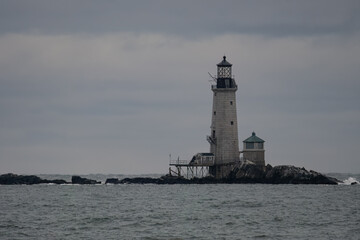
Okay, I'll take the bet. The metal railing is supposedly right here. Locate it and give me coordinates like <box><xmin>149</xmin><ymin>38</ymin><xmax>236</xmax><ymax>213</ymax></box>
<box><xmin>211</xmin><ymin>84</ymin><xmax>238</xmax><ymax>90</ymax></box>
<box><xmin>169</xmin><ymin>159</ymin><xmax>190</xmax><ymax>165</ymax></box>
<box><xmin>190</xmin><ymin>158</ymin><xmax>215</xmax><ymax>166</ymax></box>
<box><xmin>169</xmin><ymin>158</ymin><xmax>215</xmax><ymax>166</ymax></box>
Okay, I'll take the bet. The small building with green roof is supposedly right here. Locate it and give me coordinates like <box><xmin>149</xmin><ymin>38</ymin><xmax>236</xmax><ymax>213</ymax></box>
<box><xmin>242</xmin><ymin>132</ymin><xmax>265</xmax><ymax>167</ymax></box>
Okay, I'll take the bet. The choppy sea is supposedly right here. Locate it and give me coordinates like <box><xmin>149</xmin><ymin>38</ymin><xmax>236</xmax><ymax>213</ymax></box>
<box><xmin>0</xmin><ymin>173</ymin><xmax>359</xmax><ymax>240</ymax></box>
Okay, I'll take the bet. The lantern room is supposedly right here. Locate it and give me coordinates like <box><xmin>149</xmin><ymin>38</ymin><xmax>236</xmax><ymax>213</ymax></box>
<box><xmin>217</xmin><ymin>56</ymin><xmax>232</xmax><ymax>78</ymax></box>
<box><xmin>216</xmin><ymin>56</ymin><xmax>236</xmax><ymax>89</ymax></box>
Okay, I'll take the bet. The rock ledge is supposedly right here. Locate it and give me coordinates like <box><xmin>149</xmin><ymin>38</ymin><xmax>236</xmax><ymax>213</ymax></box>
<box><xmin>0</xmin><ymin>173</ymin><xmax>68</xmax><ymax>185</ymax></box>
<box><xmin>0</xmin><ymin>164</ymin><xmax>342</xmax><ymax>185</ymax></box>
<box><xmin>106</xmin><ymin>164</ymin><xmax>341</xmax><ymax>185</ymax></box>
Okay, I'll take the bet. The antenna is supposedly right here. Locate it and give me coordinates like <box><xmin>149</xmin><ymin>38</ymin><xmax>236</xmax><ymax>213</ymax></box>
<box><xmin>208</xmin><ymin>72</ymin><xmax>216</xmax><ymax>83</ymax></box>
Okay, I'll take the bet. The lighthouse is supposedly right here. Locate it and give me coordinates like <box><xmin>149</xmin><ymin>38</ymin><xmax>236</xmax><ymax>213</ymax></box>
<box><xmin>169</xmin><ymin>56</ymin><xmax>266</xmax><ymax>179</ymax></box>
<box><xmin>208</xmin><ymin>56</ymin><xmax>240</xmax><ymax>177</ymax></box>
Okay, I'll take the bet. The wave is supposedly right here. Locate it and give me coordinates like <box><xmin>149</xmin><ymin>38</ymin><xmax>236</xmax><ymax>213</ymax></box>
<box><xmin>340</xmin><ymin>177</ymin><xmax>359</xmax><ymax>185</ymax></box>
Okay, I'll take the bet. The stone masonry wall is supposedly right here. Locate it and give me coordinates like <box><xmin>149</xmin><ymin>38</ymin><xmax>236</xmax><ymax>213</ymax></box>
<box><xmin>210</xmin><ymin>87</ymin><xmax>240</xmax><ymax>165</ymax></box>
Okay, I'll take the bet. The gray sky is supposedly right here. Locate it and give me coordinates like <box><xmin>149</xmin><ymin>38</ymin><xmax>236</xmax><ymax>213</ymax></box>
<box><xmin>1</xmin><ymin>0</ymin><xmax>359</xmax><ymax>174</ymax></box>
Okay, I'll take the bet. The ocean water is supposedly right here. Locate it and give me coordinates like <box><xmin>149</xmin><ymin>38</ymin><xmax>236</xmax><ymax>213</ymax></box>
<box><xmin>0</xmin><ymin>173</ymin><xmax>359</xmax><ymax>240</ymax></box>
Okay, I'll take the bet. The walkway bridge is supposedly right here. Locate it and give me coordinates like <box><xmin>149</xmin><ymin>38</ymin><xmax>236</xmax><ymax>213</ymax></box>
<box><xmin>169</xmin><ymin>157</ymin><xmax>248</xmax><ymax>179</ymax></box>
<box><xmin>169</xmin><ymin>158</ymin><xmax>214</xmax><ymax>179</ymax></box>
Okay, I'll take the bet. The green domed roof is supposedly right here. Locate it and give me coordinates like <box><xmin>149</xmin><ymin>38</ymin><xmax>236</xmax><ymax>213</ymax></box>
<box><xmin>243</xmin><ymin>132</ymin><xmax>265</xmax><ymax>143</ymax></box>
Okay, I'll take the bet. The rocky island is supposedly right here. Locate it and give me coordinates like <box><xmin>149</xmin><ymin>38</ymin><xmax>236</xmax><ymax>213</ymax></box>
<box><xmin>0</xmin><ymin>173</ymin><xmax>99</xmax><ymax>185</ymax></box>
<box><xmin>0</xmin><ymin>173</ymin><xmax>69</xmax><ymax>185</ymax></box>
<box><xmin>106</xmin><ymin>163</ymin><xmax>341</xmax><ymax>185</ymax></box>
<box><xmin>0</xmin><ymin>163</ymin><xmax>342</xmax><ymax>185</ymax></box>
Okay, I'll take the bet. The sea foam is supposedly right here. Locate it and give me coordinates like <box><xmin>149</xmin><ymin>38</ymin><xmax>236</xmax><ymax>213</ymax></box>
<box><xmin>341</xmin><ymin>177</ymin><xmax>359</xmax><ymax>185</ymax></box>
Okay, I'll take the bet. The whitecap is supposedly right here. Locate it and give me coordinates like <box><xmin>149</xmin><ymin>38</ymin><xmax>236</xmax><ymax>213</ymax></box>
<box><xmin>340</xmin><ymin>177</ymin><xmax>359</xmax><ymax>185</ymax></box>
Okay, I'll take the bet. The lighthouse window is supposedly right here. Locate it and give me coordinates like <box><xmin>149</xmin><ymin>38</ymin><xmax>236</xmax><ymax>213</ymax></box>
<box><xmin>214</xmin><ymin>111</ymin><xmax>216</xmax><ymax>115</ymax></box>
<box><xmin>246</xmin><ymin>142</ymin><xmax>254</xmax><ymax>149</ymax></box>
<box><xmin>231</xmin><ymin>121</ymin><xmax>233</xmax><ymax>125</ymax></box>
<box><xmin>258</xmin><ymin>143</ymin><xmax>264</xmax><ymax>149</ymax></box>
<box><xmin>230</xmin><ymin>101</ymin><xmax>233</xmax><ymax>105</ymax></box>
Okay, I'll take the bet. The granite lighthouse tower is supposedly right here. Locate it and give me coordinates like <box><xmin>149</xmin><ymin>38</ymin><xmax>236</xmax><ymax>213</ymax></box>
<box><xmin>169</xmin><ymin>56</ymin><xmax>265</xmax><ymax>179</ymax></box>
<box><xmin>208</xmin><ymin>56</ymin><xmax>240</xmax><ymax>177</ymax></box>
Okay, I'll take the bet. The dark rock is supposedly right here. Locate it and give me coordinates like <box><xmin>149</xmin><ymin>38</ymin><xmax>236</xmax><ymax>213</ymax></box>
<box><xmin>351</xmin><ymin>182</ymin><xmax>358</xmax><ymax>185</ymax></box>
<box><xmin>119</xmin><ymin>177</ymin><xmax>162</xmax><ymax>184</ymax></box>
<box><xmin>42</xmin><ymin>179</ymin><xmax>69</xmax><ymax>184</ymax></box>
<box><xmin>229</xmin><ymin>160</ymin><xmax>266</xmax><ymax>183</ymax></box>
<box><xmin>1</xmin><ymin>163</ymin><xmax>340</xmax><ymax>185</ymax></box>
<box><xmin>44</xmin><ymin>179</ymin><xmax>69</xmax><ymax>184</ymax></box>
<box><xmin>108</xmin><ymin>164</ymin><xmax>340</xmax><ymax>185</ymax></box>
<box><xmin>105</xmin><ymin>178</ymin><xmax>121</xmax><ymax>184</ymax></box>
<box><xmin>71</xmin><ymin>175</ymin><xmax>101</xmax><ymax>184</ymax></box>
<box><xmin>264</xmin><ymin>165</ymin><xmax>339</xmax><ymax>184</ymax></box>
<box><xmin>191</xmin><ymin>176</ymin><xmax>218</xmax><ymax>184</ymax></box>
<box><xmin>112</xmin><ymin>175</ymin><xmax>193</xmax><ymax>184</ymax></box>
<box><xmin>0</xmin><ymin>173</ymin><xmax>69</xmax><ymax>185</ymax></box>
<box><xmin>265</xmin><ymin>164</ymin><xmax>273</xmax><ymax>172</ymax></box>
<box><xmin>0</xmin><ymin>173</ymin><xmax>43</xmax><ymax>185</ymax></box>
<box><xmin>160</xmin><ymin>175</ymin><xmax>192</xmax><ymax>184</ymax></box>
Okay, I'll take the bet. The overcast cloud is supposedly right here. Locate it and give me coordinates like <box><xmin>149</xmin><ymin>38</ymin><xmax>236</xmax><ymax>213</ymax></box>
<box><xmin>0</xmin><ymin>0</ymin><xmax>359</xmax><ymax>174</ymax></box>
